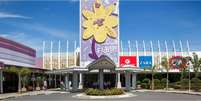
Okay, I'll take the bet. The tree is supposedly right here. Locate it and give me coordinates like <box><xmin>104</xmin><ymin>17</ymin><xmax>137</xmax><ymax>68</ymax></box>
<box><xmin>151</xmin><ymin>65</ymin><xmax>156</xmax><ymax>90</ymax></box>
<box><xmin>161</xmin><ymin>57</ymin><xmax>169</xmax><ymax>90</ymax></box>
<box><xmin>4</xmin><ymin>67</ymin><xmax>32</xmax><ymax>92</ymax></box>
<box><xmin>192</xmin><ymin>53</ymin><xmax>201</xmax><ymax>78</ymax></box>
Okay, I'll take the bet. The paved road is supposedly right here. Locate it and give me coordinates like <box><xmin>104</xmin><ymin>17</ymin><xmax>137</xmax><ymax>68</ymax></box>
<box><xmin>5</xmin><ymin>92</ymin><xmax>201</xmax><ymax>101</ymax></box>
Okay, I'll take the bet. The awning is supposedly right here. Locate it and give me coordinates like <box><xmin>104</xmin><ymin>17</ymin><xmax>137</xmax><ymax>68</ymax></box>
<box><xmin>86</xmin><ymin>55</ymin><xmax>116</xmax><ymax>71</ymax></box>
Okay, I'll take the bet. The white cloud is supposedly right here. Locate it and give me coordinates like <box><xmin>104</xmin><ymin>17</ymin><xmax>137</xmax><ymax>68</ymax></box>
<box><xmin>0</xmin><ymin>12</ymin><xmax>31</xmax><ymax>19</ymax></box>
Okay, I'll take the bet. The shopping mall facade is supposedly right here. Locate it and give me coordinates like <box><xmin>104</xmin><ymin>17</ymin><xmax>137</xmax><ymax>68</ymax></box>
<box><xmin>44</xmin><ymin>0</ymin><xmax>201</xmax><ymax>91</ymax></box>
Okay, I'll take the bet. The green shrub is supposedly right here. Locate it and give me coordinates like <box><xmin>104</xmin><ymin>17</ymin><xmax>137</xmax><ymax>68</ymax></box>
<box><xmin>85</xmin><ymin>88</ymin><xmax>124</xmax><ymax>96</ymax></box>
<box><xmin>180</xmin><ymin>79</ymin><xmax>189</xmax><ymax>89</ymax></box>
<box><xmin>154</xmin><ymin>79</ymin><xmax>162</xmax><ymax>89</ymax></box>
<box><xmin>141</xmin><ymin>78</ymin><xmax>150</xmax><ymax>89</ymax></box>
<box><xmin>137</xmin><ymin>81</ymin><xmax>141</xmax><ymax>85</ymax></box>
<box><xmin>161</xmin><ymin>78</ymin><xmax>168</xmax><ymax>88</ymax></box>
<box><xmin>191</xmin><ymin>78</ymin><xmax>201</xmax><ymax>91</ymax></box>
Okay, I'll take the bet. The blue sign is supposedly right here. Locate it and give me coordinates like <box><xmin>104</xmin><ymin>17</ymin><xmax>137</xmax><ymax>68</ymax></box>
<box><xmin>139</xmin><ymin>56</ymin><xmax>152</xmax><ymax>69</ymax></box>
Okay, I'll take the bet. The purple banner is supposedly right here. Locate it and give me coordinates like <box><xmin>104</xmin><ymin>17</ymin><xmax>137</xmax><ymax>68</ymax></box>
<box><xmin>80</xmin><ymin>0</ymin><xmax>119</xmax><ymax>67</ymax></box>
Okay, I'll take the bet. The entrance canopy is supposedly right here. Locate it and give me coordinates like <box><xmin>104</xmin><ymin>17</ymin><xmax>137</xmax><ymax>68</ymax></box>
<box><xmin>87</xmin><ymin>55</ymin><xmax>116</xmax><ymax>71</ymax></box>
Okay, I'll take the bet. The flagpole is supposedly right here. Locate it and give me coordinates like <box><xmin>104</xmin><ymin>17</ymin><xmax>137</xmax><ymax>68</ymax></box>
<box><xmin>50</xmin><ymin>41</ymin><xmax>53</xmax><ymax>70</ymax></box>
<box><xmin>74</xmin><ymin>40</ymin><xmax>77</xmax><ymax>66</ymax></box>
<box><xmin>121</xmin><ymin>40</ymin><xmax>123</xmax><ymax>56</ymax></box>
<box><xmin>165</xmin><ymin>40</ymin><xmax>169</xmax><ymax>90</ymax></box>
<box><xmin>58</xmin><ymin>40</ymin><xmax>61</xmax><ymax>69</ymax></box>
<box><xmin>158</xmin><ymin>40</ymin><xmax>161</xmax><ymax>70</ymax></box>
<box><xmin>180</xmin><ymin>40</ymin><xmax>183</xmax><ymax>57</ymax></box>
<box><xmin>128</xmin><ymin>40</ymin><xmax>131</xmax><ymax>56</ymax></box>
<box><xmin>150</xmin><ymin>41</ymin><xmax>154</xmax><ymax>67</ymax></box>
<box><xmin>66</xmin><ymin>40</ymin><xmax>69</xmax><ymax>68</ymax></box>
<box><xmin>43</xmin><ymin>41</ymin><xmax>46</xmax><ymax>69</ymax></box>
<box><xmin>187</xmin><ymin>40</ymin><xmax>191</xmax><ymax>92</ymax></box>
<box><xmin>172</xmin><ymin>40</ymin><xmax>176</xmax><ymax>56</ymax></box>
<box><xmin>136</xmin><ymin>40</ymin><xmax>139</xmax><ymax>67</ymax></box>
<box><xmin>143</xmin><ymin>40</ymin><xmax>146</xmax><ymax>56</ymax></box>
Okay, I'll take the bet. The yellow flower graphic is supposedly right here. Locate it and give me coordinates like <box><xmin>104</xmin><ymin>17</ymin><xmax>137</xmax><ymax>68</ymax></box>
<box><xmin>82</xmin><ymin>0</ymin><xmax>118</xmax><ymax>43</ymax></box>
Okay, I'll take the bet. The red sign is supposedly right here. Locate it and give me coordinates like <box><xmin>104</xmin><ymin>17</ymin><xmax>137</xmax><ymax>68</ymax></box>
<box><xmin>119</xmin><ymin>56</ymin><xmax>137</xmax><ymax>67</ymax></box>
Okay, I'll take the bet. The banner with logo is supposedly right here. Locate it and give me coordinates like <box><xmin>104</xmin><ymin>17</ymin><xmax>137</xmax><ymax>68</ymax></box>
<box><xmin>139</xmin><ymin>56</ymin><xmax>152</xmax><ymax>69</ymax></box>
<box><xmin>119</xmin><ymin>56</ymin><xmax>137</xmax><ymax>67</ymax></box>
<box><xmin>80</xmin><ymin>0</ymin><xmax>119</xmax><ymax>67</ymax></box>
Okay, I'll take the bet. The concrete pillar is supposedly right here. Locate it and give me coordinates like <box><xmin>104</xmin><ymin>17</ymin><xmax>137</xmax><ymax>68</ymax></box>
<box><xmin>132</xmin><ymin>72</ymin><xmax>137</xmax><ymax>89</ymax></box>
<box><xmin>78</xmin><ymin>73</ymin><xmax>83</xmax><ymax>89</ymax></box>
<box><xmin>0</xmin><ymin>70</ymin><xmax>3</xmax><ymax>93</ymax></box>
<box><xmin>116</xmin><ymin>72</ymin><xmax>121</xmax><ymax>88</ymax></box>
<box><xmin>54</xmin><ymin>74</ymin><xmax>57</xmax><ymax>88</ymax></box>
<box><xmin>48</xmin><ymin>74</ymin><xmax>51</xmax><ymax>88</ymax></box>
<box><xmin>99</xmin><ymin>69</ymin><xmax>104</xmax><ymax>89</ymax></box>
<box><xmin>125</xmin><ymin>71</ymin><xmax>131</xmax><ymax>91</ymax></box>
<box><xmin>18</xmin><ymin>73</ymin><xmax>21</xmax><ymax>92</ymax></box>
<box><xmin>65</xmin><ymin>74</ymin><xmax>69</xmax><ymax>91</ymax></box>
<box><xmin>72</xmin><ymin>72</ymin><xmax>78</xmax><ymax>91</ymax></box>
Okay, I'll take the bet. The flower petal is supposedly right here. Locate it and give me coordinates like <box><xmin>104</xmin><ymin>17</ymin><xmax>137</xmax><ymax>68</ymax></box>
<box><xmin>82</xmin><ymin>28</ymin><xmax>94</xmax><ymax>40</ymax></box>
<box><xmin>82</xmin><ymin>20</ymin><xmax>93</xmax><ymax>28</ymax></box>
<box><xmin>82</xmin><ymin>9</ymin><xmax>94</xmax><ymax>19</ymax></box>
<box><xmin>105</xmin><ymin>4</ymin><xmax>115</xmax><ymax>16</ymax></box>
<box><xmin>93</xmin><ymin>0</ymin><xmax>105</xmax><ymax>18</ymax></box>
<box><xmin>94</xmin><ymin>26</ymin><xmax>107</xmax><ymax>43</ymax></box>
<box><xmin>105</xmin><ymin>16</ymin><xmax>118</xmax><ymax>28</ymax></box>
<box><xmin>106</xmin><ymin>27</ymin><xmax>117</xmax><ymax>39</ymax></box>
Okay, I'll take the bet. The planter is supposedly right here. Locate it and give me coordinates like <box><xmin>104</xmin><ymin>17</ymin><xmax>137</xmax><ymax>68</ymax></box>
<box><xmin>137</xmin><ymin>85</ymin><xmax>141</xmax><ymax>89</ymax></box>
<box><xmin>21</xmin><ymin>87</ymin><xmax>27</xmax><ymax>92</ymax></box>
<box><xmin>36</xmin><ymin>86</ymin><xmax>41</xmax><ymax>91</ymax></box>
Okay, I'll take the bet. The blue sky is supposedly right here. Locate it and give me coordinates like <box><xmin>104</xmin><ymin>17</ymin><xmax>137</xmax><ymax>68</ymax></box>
<box><xmin>0</xmin><ymin>0</ymin><xmax>201</xmax><ymax>57</ymax></box>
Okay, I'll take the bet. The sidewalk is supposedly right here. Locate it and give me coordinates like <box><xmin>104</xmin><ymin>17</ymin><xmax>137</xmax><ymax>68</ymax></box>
<box><xmin>134</xmin><ymin>89</ymin><xmax>201</xmax><ymax>95</ymax></box>
<box><xmin>0</xmin><ymin>89</ymin><xmax>69</xmax><ymax>100</ymax></box>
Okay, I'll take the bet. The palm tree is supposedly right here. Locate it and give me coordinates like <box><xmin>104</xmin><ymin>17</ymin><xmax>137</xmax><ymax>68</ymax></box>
<box><xmin>4</xmin><ymin>67</ymin><xmax>32</xmax><ymax>92</ymax></box>
<box><xmin>151</xmin><ymin>65</ymin><xmax>156</xmax><ymax>90</ymax></box>
<box><xmin>161</xmin><ymin>57</ymin><xmax>169</xmax><ymax>90</ymax></box>
<box><xmin>192</xmin><ymin>53</ymin><xmax>201</xmax><ymax>78</ymax></box>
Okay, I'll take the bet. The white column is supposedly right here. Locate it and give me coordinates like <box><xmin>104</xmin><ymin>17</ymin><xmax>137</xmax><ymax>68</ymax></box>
<box><xmin>125</xmin><ymin>71</ymin><xmax>131</xmax><ymax>91</ymax></box>
<box><xmin>65</xmin><ymin>74</ymin><xmax>69</xmax><ymax>91</ymax></box>
<box><xmin>132</xmin><ymin>72</ymin><xmax>136</xmax><ymax>89</ymax></box>
<box><xmin>116</xmin><ymin>72</ymin><xmax>121</xmax><ymax>88</ymax></box>
<box><xmin>79</xmin><ymin>73</ymin><xmax>83</xmax><ymax>89</ymax></box>
<box><xmin>99</xmin><ymin>69</ymin><xmax>104</xmax><ymax>89</ymax></box>
<box><xmin>72</xmin><ymin>72</ymin><xmax>78</xmax><ymax>91</ymax></box>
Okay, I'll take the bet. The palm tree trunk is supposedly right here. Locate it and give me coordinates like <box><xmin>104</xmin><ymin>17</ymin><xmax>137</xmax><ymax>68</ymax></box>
<box><xmin>166</xmin><ymin>71</ymin><xmax>169</xmax><ymax>90</ymax></box>
<box><xmin>18</xmin><ymin>73</ymin><xmax>21</xmax><ymax>93</ymax></box>
<box><xmin>152</xmin><ymin>73</ymin><xmax>154</xmax><ymax>90</ymax></box>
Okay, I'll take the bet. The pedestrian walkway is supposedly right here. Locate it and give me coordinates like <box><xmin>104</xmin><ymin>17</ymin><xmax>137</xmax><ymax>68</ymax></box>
<box><xmin>134</xmin><ymin>89</ymin><xmax>201</xmax><ymax>95</ymax></box>
<box><xmin>0</xmin><ymin>89</ymin><xmax>69</xmax><ymax>100</ymax></box>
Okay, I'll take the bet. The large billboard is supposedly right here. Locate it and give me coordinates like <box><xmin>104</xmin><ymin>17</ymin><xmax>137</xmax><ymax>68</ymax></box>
<box><xmin>80</xmin><ymin>0</ymin><xmax>119</xmax><ymax>67</ymax></box>
<box><xmin>119</xmin><ymin>56</ymin><xmax>137</xmax><ymax>67</ymax></box>
<box><xmin>139</xmin><ymin>56</ymin><xmax>152</xmax><ymax>69</ymax></box>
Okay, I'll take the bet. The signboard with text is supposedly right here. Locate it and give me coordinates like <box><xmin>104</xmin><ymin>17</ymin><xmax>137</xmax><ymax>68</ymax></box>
<box><xmin>80</xmin><ymin>0</ymin><xmax>119</xmax><ymax>67</ymax></box>
<box><xmin>139</xmin><ymin>56</ymin><xmax>152</xmax><ymax>69</ymax></box>
<box><xmin>119</xmin><ymin>56</ymin><xmax>137</xmax><ymax>67</ymax></box>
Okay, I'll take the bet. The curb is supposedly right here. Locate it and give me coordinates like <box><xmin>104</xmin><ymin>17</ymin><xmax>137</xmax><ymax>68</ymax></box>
<box><xmin>72</xmin><ymin>93</ymin><xmax>136</xmax><ymax>99</ymax></box>
<box><xmin>133</xmin><ymin>90</ymin><xmax>201</xmax><ymax>96</ymax></box>
<box><xmin>0</xmin><ymin>91</ymin><xmax>69</xmax><ymax>100</ymax></box>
